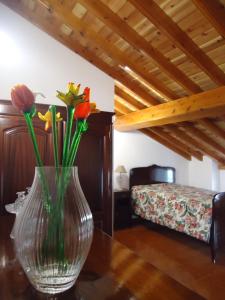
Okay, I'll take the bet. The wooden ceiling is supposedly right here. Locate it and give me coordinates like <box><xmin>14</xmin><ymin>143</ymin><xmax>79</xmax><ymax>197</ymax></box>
<box><xmin>2</xmin><ymin>0</ymin><xmax>225</xmax><ymax>165</ymax></box>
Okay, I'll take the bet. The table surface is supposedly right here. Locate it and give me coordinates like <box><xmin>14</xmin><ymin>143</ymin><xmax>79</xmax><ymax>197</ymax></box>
<box><xmin>0</xmin><ymin>216</ymin><xmax>203</xmax><ymax>300</ymax></box>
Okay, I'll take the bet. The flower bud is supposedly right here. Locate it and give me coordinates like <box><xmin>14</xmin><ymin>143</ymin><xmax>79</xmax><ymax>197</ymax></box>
<box><xmin>11</xmin><ymin>84</ymin><xmax>35</xmax><ymax>113</ymax></box>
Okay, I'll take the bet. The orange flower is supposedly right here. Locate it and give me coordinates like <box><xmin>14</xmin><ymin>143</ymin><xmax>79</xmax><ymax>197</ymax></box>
<box><xmin>11</xmin><ymin>84</ymin><xmax>35</xmax><ymax>113</ymax></box>
<box><xmin>74</xmin><ymin>101</ymin><xmax>90</xmax><ymax>120</ymax></box>
<box><xmin>74</xmin><ymin>87</ymin><xmax>99</xmax><ymax>119</ymax></box>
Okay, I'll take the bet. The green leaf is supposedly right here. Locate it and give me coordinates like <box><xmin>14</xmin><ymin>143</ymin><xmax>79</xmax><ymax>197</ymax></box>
<box><xmin>82</xmin><ymin>122</ymin><xmax>88</xmax><ymax>132</ymax></box>
<box><xmin>30</xmin><ymin>105</ymin><xmax>36</xmax><ymax>118</ymax></box>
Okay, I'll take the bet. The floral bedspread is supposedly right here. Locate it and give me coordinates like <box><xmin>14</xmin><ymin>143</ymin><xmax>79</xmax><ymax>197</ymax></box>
<box><xmin>131</xmin><ymin>183</ymin><xmax>217</xmax><ymax>242</ymax></box>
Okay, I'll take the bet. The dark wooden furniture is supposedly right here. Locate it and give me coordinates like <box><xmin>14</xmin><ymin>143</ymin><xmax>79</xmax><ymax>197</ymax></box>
<box><xmin>0</xmin><ymin>100</ymin><xmax>113</xmax><ymax>235</ymax></box>
<box><xmin>0</xmin><ymin>216</ymin><xmax>203</xmax><ymax>300</ymax></box>
<box><xmin>129</xmin><ymin>164</ymin><xmax>225</xmax><ymax>263</ymax></box>
<box><xmin>114</xmin><ymin>190</ymin><xmax>131</xmax><ymax>229</ymax></box>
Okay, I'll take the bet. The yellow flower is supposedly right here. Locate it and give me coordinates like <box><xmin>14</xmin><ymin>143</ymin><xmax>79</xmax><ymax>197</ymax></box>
<box><xmin>56</xmin><ymin>82</ymin><xmax>83</xmax><ymax>107</ymax></box>
<box><xmin>38</xmin><ymin>110</ymin><xmax>63</xmax><ymax>131</ymax></box>
<box><xmin>90</xmin><ymin>103</ymin><xmax>100</xmax><ymax>114</ymax></box>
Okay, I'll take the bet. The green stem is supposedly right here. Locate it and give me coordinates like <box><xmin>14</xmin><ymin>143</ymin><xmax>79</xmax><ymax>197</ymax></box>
<box><xmin>50</xmin><ymin>106</ymin><xmax>59</xmax><ymax>171</ymax></box>
<box><xmin>62</xmin><ymin>106</ymin><xmax>75</xmax><ymax>167</ymax></box>
<box><xmin>24</xmin><ymin>112</ymin><xmax>43</xmax><ymax>167</ymax></box>
<box><xmin>67</xmin><ymin>120</ymin><xmax>86</xmax><ymax>167</ymax></box>
<box><xmin>24</xmin><ymin>113</ymin><xmax>51</xmax><ymax>212</ymax></box>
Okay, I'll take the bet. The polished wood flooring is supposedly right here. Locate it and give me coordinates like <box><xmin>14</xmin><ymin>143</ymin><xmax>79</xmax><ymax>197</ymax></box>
<box><xmin>114</xmin><ymin>224</ymin><xmax>225</xmax><ymax>300</ymax></box>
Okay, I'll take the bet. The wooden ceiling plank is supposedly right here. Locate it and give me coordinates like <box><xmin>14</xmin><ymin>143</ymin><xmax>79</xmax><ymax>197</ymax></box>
<box><xmin>192</xmin><ymin>0</ymin><xmax>225</xmax><ymax>39</ymax></box>
<box><xmin>198</xmin><ymin>119</ymin><xmax>225</xmax><ymax>141</ymax></box>
<box><xmin>129</xmin><ymin>0</ymin><xmax>225</xmax><ymax>86</ymax></box>
<box><xmin>43</xmin><ymin>0</ymin><xmax>176</xmax><ymax>99</ymax></box>
<box><xmin>78</xmin><ymin>0</ymin><xmax>202</xmax><ymax>94</ymax></box>
<box><xmin>114</xmin><ymin>86</ymin><xmax>225</xmax><ymax>131</ymax></box>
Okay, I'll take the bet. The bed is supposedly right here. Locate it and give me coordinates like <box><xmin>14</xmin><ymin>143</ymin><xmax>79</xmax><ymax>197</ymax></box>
<box><xmin>129</xmin><ymin>164</ymin><xmax>225</xmax><ymax>263</ymax></box>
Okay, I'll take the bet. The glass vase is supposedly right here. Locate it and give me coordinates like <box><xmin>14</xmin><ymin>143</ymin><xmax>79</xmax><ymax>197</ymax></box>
<box><xmin>14</xmin><ymin>166</ymin><xmax>93</xmax><ymax>294</ymax></box>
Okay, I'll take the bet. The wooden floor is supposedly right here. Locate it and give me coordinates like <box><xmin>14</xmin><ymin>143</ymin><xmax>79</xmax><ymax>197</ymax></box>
<box><xmin>114</xmin><ymin>224</ymin><xmax>225</xmax><ymax>300</ymax></box>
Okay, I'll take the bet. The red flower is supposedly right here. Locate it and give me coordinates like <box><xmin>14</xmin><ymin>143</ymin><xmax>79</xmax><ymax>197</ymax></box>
<box><xmin>83</xmin><ymin>87</ymin><xmax>90</xmax><ymax>101</ymax></box>
<box><xmin>74</xmin><ymin>87</ymin><xmax>91</xmax><ymax>120</ymax></box>
<box><xmin>74</xmin><ymin>87</ymin><xmax>100</xmax><ymax>120</ymax></box>
<box><xmin>74</xmin><ymin>101</ymin><xmax>91</xmax><ymax>120</ymax></box>
<box><xmin>11</xmin><ymin>84</ymin><xmax>34</xmax><ymax>113</ymax></box>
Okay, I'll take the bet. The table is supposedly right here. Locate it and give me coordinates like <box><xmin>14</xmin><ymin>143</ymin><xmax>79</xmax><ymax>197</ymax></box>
<box><xmin>114</xmin><ymin>190</ymin><xmax>131</xmax><ymax>229</ymax></box>
<box><xmin>0</xmin><ymin>216</ymin><xmax>203</xmax><ymax>300</ymax></box>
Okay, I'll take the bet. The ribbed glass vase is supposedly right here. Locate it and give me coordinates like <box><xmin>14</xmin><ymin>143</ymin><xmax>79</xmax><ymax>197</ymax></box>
<box><xmin>14</xmin><ymin>166</ymin><xmax>93</xmax><ymax>294</ymax></box>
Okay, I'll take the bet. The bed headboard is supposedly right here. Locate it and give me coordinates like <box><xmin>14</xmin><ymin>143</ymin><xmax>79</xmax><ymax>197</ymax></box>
<box><xmin>129</xmin><ymin>164</ymin><xmax>176</xmax><ymax>189</ymax></box>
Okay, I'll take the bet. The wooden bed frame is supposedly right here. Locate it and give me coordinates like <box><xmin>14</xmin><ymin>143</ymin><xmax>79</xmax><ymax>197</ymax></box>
<box><xmin>129</xmin><ymin>164</ymin><xmax>225</xmax><ymax>263</ymax></box>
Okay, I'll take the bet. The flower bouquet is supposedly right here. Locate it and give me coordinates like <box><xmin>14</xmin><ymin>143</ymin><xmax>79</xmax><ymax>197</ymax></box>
<box><xmin>11</xmin><ymin>83</ymin><xmax>99</xmax><ymax>294</ymax></box>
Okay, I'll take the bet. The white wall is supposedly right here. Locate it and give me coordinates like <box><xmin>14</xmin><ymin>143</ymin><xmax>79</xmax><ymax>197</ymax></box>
<box><xmin>0</xmin><ymin>3</ymin><xmax>114</xmax><ymax>111</ymax></box>
<box><xmin>188</xmin><ymin>158</ymin><xmax>224</xmax><ymax>192</ymax></box>
<box><xmin>219</xmin><ymin>171</ymin><xmax>225</xmax><ymax>192</ymax></box>
<box><xmin>188</xmin><ymin>157</ymin><xmax>214</xmax><ymax>190</ymax></box>
<box><xmin>114</xmin><ymin>130</ymin><xmax>189</xmax><ymax>190</ymax></box>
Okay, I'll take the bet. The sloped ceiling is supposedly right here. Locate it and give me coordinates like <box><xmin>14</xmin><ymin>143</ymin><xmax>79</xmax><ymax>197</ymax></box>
<box><xmin>2</xmin><ymin>0</ymin><xmax>225</xmax><ymax>166</ymax></box>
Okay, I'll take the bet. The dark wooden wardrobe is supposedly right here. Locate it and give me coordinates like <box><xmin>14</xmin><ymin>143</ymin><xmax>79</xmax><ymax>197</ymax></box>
<box><xmin>0</xmin><ymin>100</ymin><xmax>113</xmax><ymax>235</ymax></box>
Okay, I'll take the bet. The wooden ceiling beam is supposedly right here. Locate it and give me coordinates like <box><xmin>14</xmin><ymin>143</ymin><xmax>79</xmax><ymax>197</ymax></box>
<box><xmin>114</xmin><ymin>102</ymin><xmax>131</xmax><ymax>115</ymax></box>
<box><xmin>115</xmin><ymin>78</ymin><xmax>225</xmax><ymax>161</ymax></box>
<box><xmin>129</xmin><ymin>0</ymin><xmax>225</xmax><ymax>86</ymax></box>
<box><xmin>115</xmin><ymin>86</ymin><xmax>147</xmax><ymax>110</ymax></box>
<box><xmin>42</xmin><ymin>0</ymin><xmax>175</xmax><ymax>99</ymax></box>
<box><xmin>115</xmin><ymin>81</ymin><xmax>225</xmax><ymax>161</ymax></box>
<box><xmin>115</xmin><ymin>103</ymin><xmax>193</xmax><ymax>161</ymax></box>
<box><xmin>167</xmin><ymin>130</ymin><xmax>203</xmax><ymax>160</ymax></box>
<box><xmin>115</xmin><ymin>85</ymin><xmax>225</xmax><ymax>162</ymax></box>
<box><xmin>168</xmin><ymin>125</ymin><xmax>225</xmax><ymax>162</ymax></box>
<box><xmin>115</xmin><ymin>96</ymin><xmax>202</xmax><ymax>160</ymax></box>
<box><xmin>198</xmin><ymin>119</ymin><xmax>225</xmax><ymax>141</ymax></box>
<box><xmin>166</xmin><ymin>126</ymin><xmax>203</xmax><ymax>153</ymax></box>
<box><xmin>78</xmin><ymin>0</ymin><xmax>202</xmax><ymax>94</ymax></box>
<box><xmin>115</xmin><ymin>86</ymin><xmax>225</xmax><ymax>131</ymax></box>
<box><xmin>184</xmin><ymin>126</ymin><xmax>225</xmax><ymax>160</ymax></box>
<box><xmin>115</xmin><ymin>99</ymin><xmax>193</xmax><ymax>160</ymax></box>
<box><xmin>116</xmin><ymin>86</ymin><xmax>204</xmax><ymax>160</ymax></box>
<box><xmin>114</xmin><ymin>78</ymin><xmax>159</xmax><ymax>107</ymax></box>
<box><xmin>192</xmin><ymin>0</ymin><xmax>225</xmax><ymax>39</ymax></box>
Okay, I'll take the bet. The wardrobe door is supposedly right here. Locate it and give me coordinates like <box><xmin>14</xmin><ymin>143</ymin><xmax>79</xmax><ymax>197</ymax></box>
<box><xmin>74</xmin><ymin>112</ymin><xmax>113</xmax><ymax>235</ymax></box>
<box><xmin>0</xmin><ymin>113</ymin><xmax>62</xmax><ymax>214</ymax></box>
